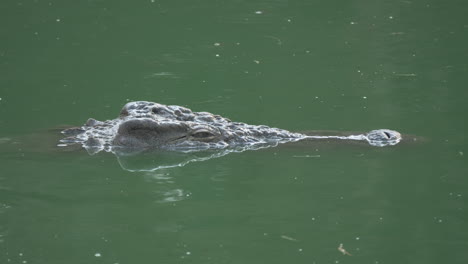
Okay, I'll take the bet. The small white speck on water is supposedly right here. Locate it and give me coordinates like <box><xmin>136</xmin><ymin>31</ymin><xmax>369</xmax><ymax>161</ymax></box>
<box><xmin>311</xmin><ymin>217</ymin><xmax>315</xmax><ymax>221</ymax></box>
<box><xmin>213</xmin><ymin>42</ymin><xmax>221</xmax><ymax>46</ymax></box>
<box><xmin>459</xmin><ymin>151</ymin><xmax>464</xmax><ymax>156</ymax></box>
<box><xmin>253</xmin><ymin>60</ymin><xmax>260</xmax><ymax>64</ymax></box>
<box><xmin>255</xmin><ymin>11</ymin><xmax>263</xmax><ymax>14</ymax></box>
<box><xmin>215</xmin><ymin>54</ymin><xmax>220</xmax><ymax>57</ymax></box>
<box><xmin>298</xmin><ymin>248</ymin><xmax>303</xmax><ymax>252</ymax></box>
<box><xmin>355</xmin><ymin>237</ymin><xmax>360</xmax><ymax>240</ymax></box>
<box><xmin>186</xmin><ymin>251</ymin><xmax>191</xmax><ymax>255</ymax></box>
<box><xmin>56</xmin><ymin>18</ymin><xmax>61</xmax><ymax>22</ymax></box>
<box><xmin>95</xmin><ymin>253</ymin><xmax>102</xmax><ymax>257</ymax></box>
<box><xmin>350</xmin><ymin>21</ymin><xmax>356</xmax><ymax>25</ymax></box>
<box><xmin>287</xmin><ymin>19</ymin><xmax>292</xmax><ymax>22</ymax></box>
<box><xmin>389</xmin><ymin>16</ymin><xmax>394</xmax><ymax>19</ymax></box>
<box><xmin>19</xmin><ymin>253</ymin><xmax>23</xmax><ymax>257</ymax></box>
<box><xmin>363</xmin><ymin>96</ymin><xmax>367</xmax><ymax>99</ymax></box>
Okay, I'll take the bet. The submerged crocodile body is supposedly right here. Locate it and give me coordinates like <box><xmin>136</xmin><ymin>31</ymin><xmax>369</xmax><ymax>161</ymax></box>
<box><xmin>59</xmin><ymin>101</ymin><xmax>401</xmax><ymax>156</ymax></box>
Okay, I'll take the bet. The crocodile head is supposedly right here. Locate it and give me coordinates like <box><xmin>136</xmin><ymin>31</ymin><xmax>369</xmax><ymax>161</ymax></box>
<box><xmin>58</xmin><ymin>101</ymin><xmax>403</xmax><ymax>171</ymax></box>
<box><xmin>60</xmin><ymin>101</ymin><xmax>303</xmax><ymax>154</ymax></box>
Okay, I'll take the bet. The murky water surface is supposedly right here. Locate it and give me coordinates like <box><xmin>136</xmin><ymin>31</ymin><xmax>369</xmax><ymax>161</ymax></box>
<box><xmin>1</xmin><ymin>1</ymin><xmax>468</xmax><ymax>263</ymax></box>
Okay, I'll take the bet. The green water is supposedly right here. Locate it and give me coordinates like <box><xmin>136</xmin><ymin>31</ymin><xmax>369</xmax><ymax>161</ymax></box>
<box><xmin>1</xmin><ymin>0</ymin><xmax>468</xmax><ymax>263</ymax></box>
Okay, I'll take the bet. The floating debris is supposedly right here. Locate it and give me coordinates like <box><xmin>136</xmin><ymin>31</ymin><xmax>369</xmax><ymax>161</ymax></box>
<box><xmin>264</xmin><ymin>35</ymin><xmax>282</xmax><ymax>45</ymax></box>
<box><xmin>292</xmin><ymin>155</ymin><xmax>321</xmax><ymax>158</ymax></box>
<box><xmin>338</xmin><ymin>244</ymin><xmax>352</xmax><ymax>256</ymax></box>
<box><xmin>394</xmin><ymin>73</ymin><xmax>417</xmax><ymax>77</ymax></box>
<box><xmin>281</xmin><ymin>235</ymin><xmax>298</xmax><ymax>242</ymax></box>
<box><xmin>145</xmin><ymin>72</ymin><xmax>179</xmax><ymax>79</ymax></box>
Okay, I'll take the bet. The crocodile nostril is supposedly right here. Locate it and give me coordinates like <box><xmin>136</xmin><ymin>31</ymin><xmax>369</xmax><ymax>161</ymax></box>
<box><xmin>384</xmin><ymin>131</ymin><xmax>391</xmax><ymax>139</ymax></box>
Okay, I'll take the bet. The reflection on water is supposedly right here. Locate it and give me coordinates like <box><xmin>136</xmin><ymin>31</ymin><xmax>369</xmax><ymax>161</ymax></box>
<box><xmin>116</xmin><ymin>149</ymin><xmax>232</xmax><ymax>172</ymax></box>
<box><xmin>155</xmin><ymin>188</ymin><xmax>188</xmax><ymax>203</ymax></box>
<box><xmin>143</xmin><ymin>171</ymin><xmax>191</xmax><ymax>203</ymax></box>
<box><xmin>114</xmin><ymin>142</ymin><xmax>281</xmax><ymax>172</ymax></box>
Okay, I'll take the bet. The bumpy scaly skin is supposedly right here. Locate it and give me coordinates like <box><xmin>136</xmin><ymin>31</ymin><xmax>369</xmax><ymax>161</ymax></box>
<box><xmin>59</xmin><ymin>101</ymin><xmax>402</xmax><ymax>154</ymax></box>
<box><xmin>59</xmin><ymin>101</ymin><xmax>306</xmax><ymax>154</ymax></box>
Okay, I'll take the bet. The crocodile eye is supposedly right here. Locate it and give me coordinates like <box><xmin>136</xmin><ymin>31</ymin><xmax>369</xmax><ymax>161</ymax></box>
<box><xmin>192</xmin><ymin>131</ymin><xmax>214</xmax><ymax>138</ymax></box>
<box><xmin>152</xmin><ymin>107</ymin><xmax>163</xmax><ymax>114</ymax></box>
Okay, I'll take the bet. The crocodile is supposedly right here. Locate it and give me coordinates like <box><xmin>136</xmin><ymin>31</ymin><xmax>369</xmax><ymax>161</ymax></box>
<box><xmin>58</xmin><ymin>101</ymin><xmax>402</xmax><ymax>156</ymax></box>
